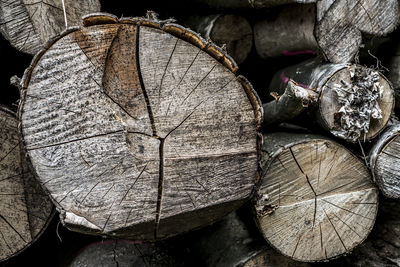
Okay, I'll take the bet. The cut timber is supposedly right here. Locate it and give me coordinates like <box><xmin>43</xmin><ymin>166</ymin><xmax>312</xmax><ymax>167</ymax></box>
<box><xmin>388</xmin><ymin>42</ymin><xmax>400</xmax><ymax>108</ymax></box>
<box><xmin>190</xmin><ymin>211</ymin><xmax>311</xmax><ymax>267</ymax></box>
<box><xmin>255</xmin><ymin>132</ymin><xmax>378</xmax><ymax>262</ymax></box>
<box><xmin>254</xmin><ymin>4</ymin><xmax>318</xmax><ymax>59</ymax></box>
<box><xmin>184</xmin><ymin>14</ymin><xmax>252</xmax><ymax>64</ymax></box>
<box><xmin>68</xmin><ymin>240</ymin><xmax>183</xmax><ymax>267</ymax></box>
<box><xmin>315</xmin><ymin>0</ymin><xmax>399</xmax><ymax>63</ymax></box>
<box><xmin>0</xmin><ymin>107</ymin><xmax>53</xmax><ymax>262</ymax></box>
<box><xmin>19</xmin><ymin>13</ymin><xmax>262</xmax><ymax>240</ymax></box>
<box><xmin>268</xmin><ymin>60</ymin><xmax>394</xmax><ymax>142</ymax></box>
<box><xmin>192</xmin><ymin>0</ymin><xmax>316</xmax><ymax>9</ymax></box>
<box><xmin>0</xmin><ymin>0</ymin><xmax>101</xmax><ymax>55</ymax></box>
<box><xmin>369</xmin><ymin>122</ymin><xmax>400</xmax><ymax>198</ymax></box>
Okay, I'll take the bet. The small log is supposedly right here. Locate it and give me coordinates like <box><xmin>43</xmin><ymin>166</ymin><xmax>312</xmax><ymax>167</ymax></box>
<box><xmin>0</xmin><ymin>107</ymin><xmax>53</xmax><ymax>262</ymax></box>
<box><xmin>184</xmin><ymin>14</ymin><xmax>252</xmax><ymax>64</ymax></box>
<box><xmin>267</xmin><ymin>60</ymin><xmax>394</xmax><ymax>142</ymax></box>
<box><xmin>254</xmin><ymin>132</ymin><xmax>378</xmax><ymax>262</ymax></box>
<box><xmin>388</xmin><ymin>42</ymin><xmax>400</xmax><ymax>108</ymax></box>
<box><xmin>315</xmin><ymin>0</ymin><xmax>399</xmax><ymax>63</ymax></box>
<box><xmin>68</xmin><ymin>239</ymin><xmax>184</xmax><ymax>267</ymax></box>
<box><xmin>19</xmin><ymin>14</ymin><xmax>262</xmax><ymax>240</ymax></box>
<box><xmin>190</xmin><ymin>211</ymin><xmax>311</xmax><ymax>267</ymax></box>
<box><xmin>192</xmin><ymin>0</ymin><xmax>316</xmax><ymax>9</ymax></box>
<box><xmin>0</xmin><ymin>0</ymin><xmax>101</xmax><ymax>55</ymax></box>
<box><xmin>369</xmin><ymin>122</ymin><xmax>400</xmax><ymax>198</ymax></box>
<box><xmin>254</xmin><ymin>4</ymin><xmax>318</xmax><ymax>59</ymax></box>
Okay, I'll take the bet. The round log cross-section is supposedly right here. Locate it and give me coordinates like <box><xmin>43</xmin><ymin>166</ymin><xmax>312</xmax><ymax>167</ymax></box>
<box><xmin>254</xmin><ymin>132</ymin><xmax>378</xmax><ymax>262</ymax></box>
<box><xmin>19</xmin><ymin>14</ymin><xmax>262</xmax><ymax>240</ymax></box>
<box><xmin>0</xmin><ymin>107</ymin><xmax>53</xmax><ymax>262</ymax></box>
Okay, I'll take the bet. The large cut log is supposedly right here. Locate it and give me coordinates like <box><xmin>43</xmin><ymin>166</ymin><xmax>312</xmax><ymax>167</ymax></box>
<box><xmin>189</xmin><ymin>211</ymin><xmax>310</xmax><ymax>267</ymax></box>
<box><xmin>0</xmin><ymin>0</ymin><xmax>101</xmax><ymax>55</ymax></box>
<box><xmin>0</xmin><ymin>107</ymin><xmax>53</xmax><ymax>262</ymax></box>
<box><xmin>254</xmin><ymin>4</ymin><xmax>318</xmax><ymax>59</ymax></box>
<box><xmin>388</xmin><ymin>42</ymin><xmax>400</xmax><ymax>108</ymax></box>
<box><xmin>184</xmin><ymin>14</ymin><xmax>252</xmax><ymax>64</ymax></box>
<box><xmin>68</xmin><ymin>240</ymin><xmax>184</xmax><ymax>267</ymax></box>
<box><xmin>254</xmin><ymin>132</ymin><xmax>378</xmax><ymax>262</ymax></box>
<box><xmin>266</xmin><ymin>60</ymin><xmax>394</xmax><ymax>142</ymax></box>
<box><xmin>19</xmin><ymin>13</ymin><xmax>262</xmax><ymax>240</ymax></box>
<box><xmin>315</xmin><ymin>0</ymin><xmax>399</xmax><ymax>63</ymax></box>
<box><xmin>369</xmin><ymin>122</ymin><xmax>400</xmax><ymax>198</ymax></box>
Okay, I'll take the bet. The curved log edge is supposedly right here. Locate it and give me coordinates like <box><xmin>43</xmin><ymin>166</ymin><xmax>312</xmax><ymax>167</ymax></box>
<box><xmin>0</xmin><ymin>106</ymin><xmax>54</xmax><ymax>262</ymax></box>
<box><xmin>17</xmin><ymin>12</ymin><xmax>263</xmax><ymax>240</ymax></box>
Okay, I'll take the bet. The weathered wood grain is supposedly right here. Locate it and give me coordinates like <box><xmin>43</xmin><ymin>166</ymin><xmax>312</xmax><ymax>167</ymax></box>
<box><xmin>369</xmin><ymin>122</ymin><xmax>400</xmax><ymax>198</ymax></box>
<box><xmin>254</xmin><ymin>132</ymin><xmax>378</xmax><ymax>262</ymax></box>
<box><xmin>184</xmin><ymin>14</ymin><xmax>252</xmax><ymax>64</ymax></box>
<box><xmin>0</xmin><ymin>0</ymin><xmax>100</xmax><ymax>55</ymax></box>
<box><xmin>268</xmin><ymin>60</ymin><xmax>394</xmax><ymax>142</ymax></box>
<box><xmin>0</xmin><ymin>107</ymin><xmax>53</xmax><ymax>262</ymax></box>
<box><xmin>192</xmin><ymin>0</ymin><xmax>316</xmax><ymax>9</ymax></box>
<box><xmin>315</xmin><ymin>0</ymin><xmax>399</xmax><ymax>63</ymax></box>
<box><xmin>19</xmin><ymin>14</ymin><xmax>261</xmax><ymax>240</ymax></box>
<box><xmin>388</xmin><ymin>42</ymin><xmax>400</xmax><ymax>108</ymax></box>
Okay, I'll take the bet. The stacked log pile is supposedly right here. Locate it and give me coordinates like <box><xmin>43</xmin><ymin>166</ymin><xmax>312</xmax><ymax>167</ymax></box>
<box><xmin>0</xmin><ymin>0</ymin><xmax>400</xmax><ymax>266</ymax></box>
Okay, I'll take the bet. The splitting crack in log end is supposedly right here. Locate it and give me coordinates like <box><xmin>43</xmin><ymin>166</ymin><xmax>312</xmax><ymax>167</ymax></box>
<box><xmin>154</xmin><ymin>138</ymin><xmax>165</xmax><ymax>240</ymax></box>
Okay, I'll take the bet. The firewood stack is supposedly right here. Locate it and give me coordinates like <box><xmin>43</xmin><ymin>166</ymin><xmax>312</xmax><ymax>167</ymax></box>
<box><xmin>0</xmin><ymin>0</ymin><xmax>400</xmax><ymax>266</ymax></box>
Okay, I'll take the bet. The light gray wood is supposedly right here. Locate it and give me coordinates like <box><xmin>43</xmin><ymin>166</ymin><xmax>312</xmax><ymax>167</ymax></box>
<box><xmin>19</xmin><ymin>14</ymin><xmax>262</xmax><ymax>240</ymax></box>
<box><xmin>369</xmin><ymin>122</ymin><xmax>400</xmax><ymax>198</ymax></box>
<box><xmin>315</xmin><ymin>0</ymin><xmax>399</xmax><ymax>63</ymax></box>
<box><xmin>268</xmin><ymin>60</ymin><xmax>394</xmax><ymax>142</ymax></box>
<box><xmin>192</xmin><ymin>0</ymin><xmax>316</xmax><ymax>9</ymax></box>
<box><xmin>190</xmin><ymin>211</ymin><xmax>311</xmax><ymax>267</ymax></box>
<box><xmin>185</xmin><ymin>14</ymin><xmax>252</xmax><ymax>64</ymax></box>
<box><xmin>254</xmin><ymin>4</ymin><xmax>318</xmax><ymax>59</ymax></box>
<box><xmin>68</xmin><ymin>239</ymin><xmax>184</xmax><ymax>267</ymax></box>
<box><xmin>254</xmin><ymin>132</ymin><xmax>378</xmax><ymax>262</ymax></box>
<box><xmin>388</xmin><ymin>42</ymin><xmax>400</xmax><ymax>108</ymax></box>
<box><xmin>0</xmin><ymin>0</ymin><xmax>100</xmax><ymax>55</ymax></box>
<box><xmin>0</xmin><ymin>107</ymin><xmax>53</xmax><ymax>262</ymax></box>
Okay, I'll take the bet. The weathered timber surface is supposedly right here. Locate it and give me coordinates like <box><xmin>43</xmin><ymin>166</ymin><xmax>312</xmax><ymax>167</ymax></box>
<box><xmin>334</xmin><ymin>197</ymin><xmax>400</xmax><ymax>266</ymax></box>
<box><xmin>269</xmin><ymin>60</ymin><xmax>394</xmax><ymax>142</ymax></box>
<box><xmin>19</xmin><ymin>13</ymin><xmax>262</xmax><ymax>240</ymax></box>
<box><xmin>254</xmin><ymin>4</ymin><xmax>318</xmax><ymax>59</ymax></box>
<box><xmin>185</xmin><ymin>14</ymin><xmax>252</xmax><ymax>64</ymax></box>
<box><xmin>68</xmin><ymin>239</ymin><xmax>184</xmax><ymax>267</ymax></box>
<box><xmin>190</xmin><ymin>211</ymin><xmax>310</xmax><ymax>267</ymax></box>
<box><xmin>369</xmin><ymin>122</ymin><xmax>400</xmax><ymax>198</ymax></box>
<box><xmin>254</xmin><ymin>132</ymin><xmax>378</xmax><ymax>262</ymax></box>
<box><xmin>192</xmin><ymin>0</ymin><xmax>315</xmax><ymax>9</ymax></box>
<box><xmin>315</xmin><ymin>0</ymin><xmax>399</xmax><ymax>63</ymax></box>
<box><xmin>0</xmin><ymin>107</ymin><xmax>53</xmax><ymax>262</ymax></box>
<box><xmin>0</xmin><ymin>0</ymin><xmax>100</xmax><ymax>55</ymax></box>
<box><xmin>388</xmin><ymin>42</ymin><xmax>400</xmax><ymax>108</ymax></box>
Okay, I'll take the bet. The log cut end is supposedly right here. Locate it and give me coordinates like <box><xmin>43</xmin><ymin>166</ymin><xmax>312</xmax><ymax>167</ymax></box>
<box><xmin>319</xmin><ymin>65</ymin><xmax>393</xmax><ymax>142</ymax></box>
<box><xmin>20</xmin><ymin>14</ymin><xmax>261</xmax><ymax>240</ymax></box>
<box><xmin>0</xmin><ymin>107</ymin><xmax>53</xmax><ymax>262</ymax></box>
<box><xmin>255</xmin><ymin>133</ymin><xmax>378</xmax><ymax>262</ymax></box>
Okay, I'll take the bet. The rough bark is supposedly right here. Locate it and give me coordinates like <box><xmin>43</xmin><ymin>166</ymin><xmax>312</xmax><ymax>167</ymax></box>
<box><xmin>184</xmin><ymin>14</ymin><xmax>252</xmax><ymax>64</ymax></box>
<box><xmin>388</xmin><ymin>42</ymin><xmax>400</xmax><ymax>108</ymax></box>
<box><xmin>369</xmin><ymin>121</ymin><xmax>400</xmax><ymax>198</ymax></box>
<box><xmin>68</xmin><ymin>239</ymin><xmax>184</xmax><ymax>267</ymax></box>
<box><xmin>254</xmin><ymin>132</ymin><xmax>378</xmax><ymax>262</ymax></box>
<box><xmin>315</xmin><ymin>0</ymin><xmax>399</xmax><ymax>63</ymax></box>
<box><xmin>254</xmin><ymin>4</ymin><xmax>318</xmax><ymax>59</ymax></box>
<box><xmin>269</xmin><ymin>60</ymin><xmax>394</xmax><ymax>142</ymax></box>
<box><xmin>19</xmin><ymin>13</ymin><xmax>262</xmax><ymax>240</ymax></box>
<box><xmin>0</xmin><ymin>0</ymin><xmax>101</xmax><ymax>55</ymax></box>
<box><xmin>192</xmin><ymin>0</ymin><xmax>316</xmax><ymax>9</ymax></box>
<box><xmin>190</xmin><ymin>211</ymin><xmax>311</xmax><ymax>267</ymax></box>
<box><xmin>0</xmin><ymin>107</ymin><xmax>53</xmax><ymax>262</ymax></box>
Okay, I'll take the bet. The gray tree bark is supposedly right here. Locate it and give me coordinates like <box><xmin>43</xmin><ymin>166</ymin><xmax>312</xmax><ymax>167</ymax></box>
<box><xmin>0</xmin><ymin>107</ymin><xmax>53</xmax><ymax>262</ymax></box>
<box><xmin>184</xmin><ymin>14</ymin><xmax>252</xmax><ymax>64</ymax></box>
<box><xmin>0</xmin><ymin>0</ymin><xmax>101</xmax><ymax>55</ymax></box>
<box><xmin>254</xmin><ymin>132</ymin><xmax>378</xmax><ymax>262</ymax></box>
<box><xmin>268</xmin><ymin>60</ymin><xmax>394</xmax><ymax>142</ymax></box>
<box><xmin>19</xmin><ymin>13</ymin><xmax>262</xmax><ymax>241</ymax></box>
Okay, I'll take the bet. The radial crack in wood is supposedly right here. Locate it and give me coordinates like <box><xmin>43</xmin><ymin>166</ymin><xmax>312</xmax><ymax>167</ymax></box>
<box><xmin>254</xmin><ymin>132</ymin><xmax>378</xmax><ymax>262</ymax></box>
<box><xmin>0</xmin><ymin>107</ymin><xmax>53</xmax><ymax>262</ymax></box>
<box><xmin>19</xmin><ymin>14</ymin><xmax>261</xmax><ymax>240</ymax></box>
<box><xmin>0</xmin><ymin>0</ymin><xmax>101</xmax><ymax>55</ymax></box>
